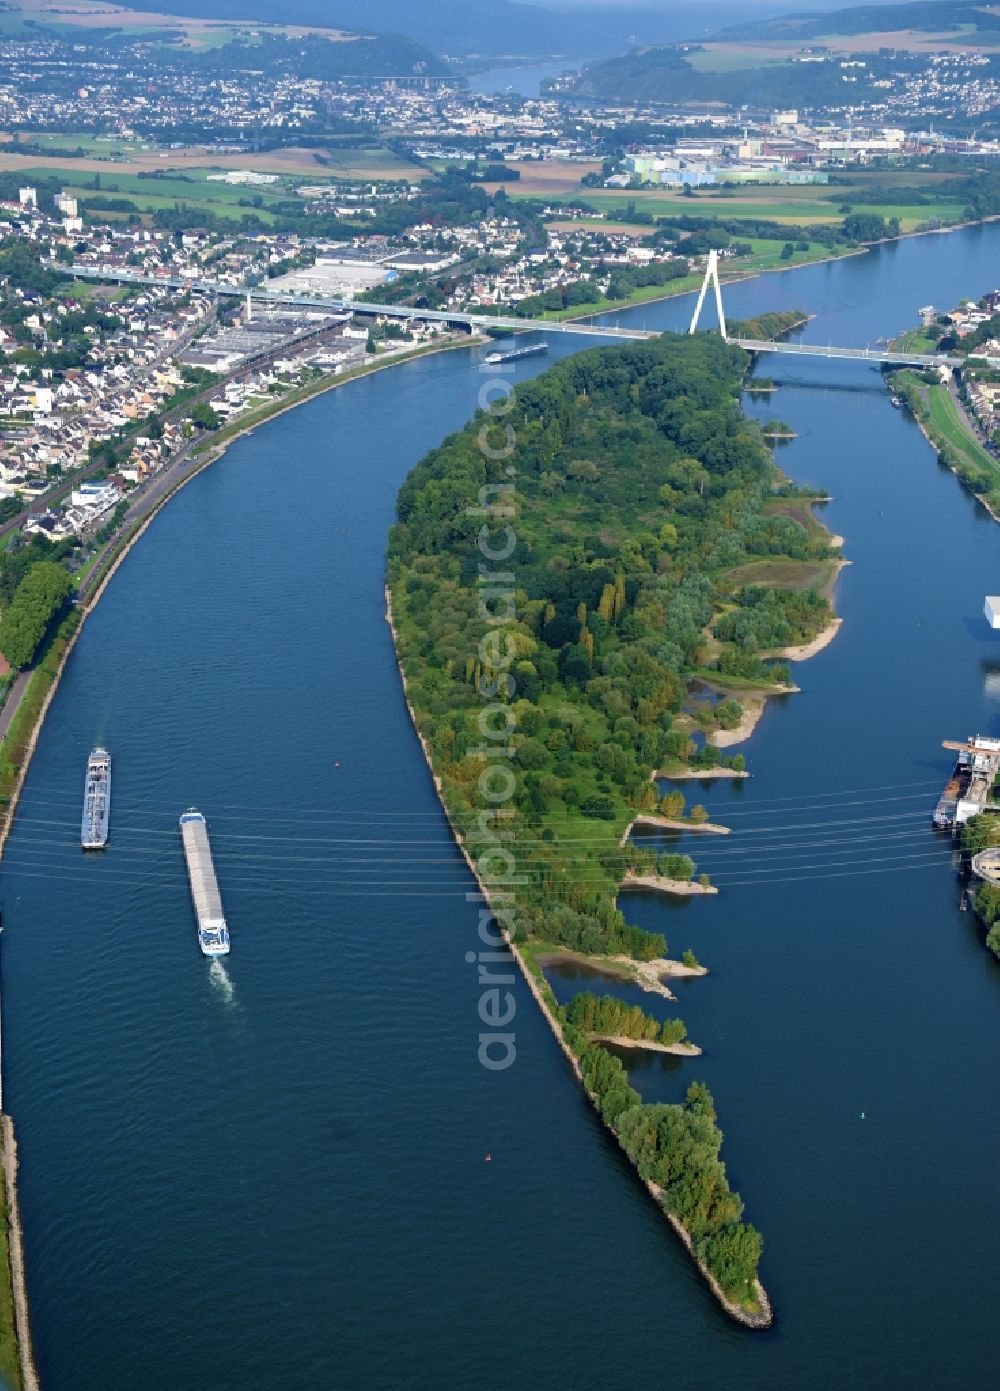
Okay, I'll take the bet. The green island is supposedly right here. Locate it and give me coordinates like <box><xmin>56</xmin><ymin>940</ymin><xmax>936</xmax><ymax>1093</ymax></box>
<box><xmin>387</xmin><ymin>329</ymin><xmax>841</xmax><ymax>1323</ymax></box>
<box><xmin>727</xmin><ymin>310</ymin><xmax>811</xmax><ymax>342</ymax></box>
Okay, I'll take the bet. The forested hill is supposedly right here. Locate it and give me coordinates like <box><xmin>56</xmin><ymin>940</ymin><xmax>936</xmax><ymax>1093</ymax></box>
<box><xmin>562</xmin><ymin>44</ymin><xmax>900</xmax><ymax>105</ymax></box>
<box><xmin>560</xmin><ymin>0</ymin><xmax>1000</xmax><ymax>106</ymax></box>
<box><xmin>168</xmin><ymin>32</ymin><xmax>445</xmax><ymax>80</ymax></box>
<box><xmin>388</xmin><ymin>331</ymin><xmax>833</xmax><ymax>964</ymax></box>
<box><xmin>108</xmin><ymin>0</ymin><xmax>744</xmax><ymax>59</ymax></box>
<box><xmin>714</xmin><ymin>1</ymin><xmax>1000</xmax><ymax>43</ymax></box>
<box><xmin>15</xmin><ymin>16</ymin><xmax>445</xmax><ymax>77</ymax></box>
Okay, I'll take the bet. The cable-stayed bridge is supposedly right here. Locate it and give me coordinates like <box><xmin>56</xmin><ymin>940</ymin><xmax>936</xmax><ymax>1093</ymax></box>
<box><xmin>70</xmin><ymin>262</ymin><xmax>969</xmax><ymax>368</ymax></box>
<box><xmin>728</xmin><ymin>338</ymin><xmax>963</xmax><ymax>367</ymax></box>
<box><xmin>688</xmin><ymin>248</ymin><xmax>966</xmax><ymax>368</ymax></box>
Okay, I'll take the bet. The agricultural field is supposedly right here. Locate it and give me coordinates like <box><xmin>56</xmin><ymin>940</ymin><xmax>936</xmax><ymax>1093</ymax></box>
<box><xmin>696</xmin><ymin>23</ymin><xmax>1000</xmax><ymax>61</ymax></box>
<box><xmin>64</xmin><ymin>180</ymin><xmax>287</xmax><ymax>226</ymax></box>
<box><xmin>0</xmin><ymin>0</ymin><xmax>357</xmax><ymax>49</ymax></box>
<box><xmin>0</xmin><ymin>142</ymin><xmax>430</xmax><ymax>226</ymax></box>
<box><xmin>558</xmin><ymin>188</ymin><xmax>966</xmax><ymax>234</ymax></box>
<box><xmin>544</xmin><ymin>217</ymin><xmax>656</xmax><ymax>238</ymax></box>
<box><xmin>0</xmin><ymin>141</ymin><xmax>426</xmax><ymax>179</ymax></box>
<box><xmin>482</xmin><ymin>159</ymin><xmax>603</xmax><ymax>195</ymax></box>
<box><xmin>727</xmin><ymin>238</ymin><xmax>856</xmax><ymax>272</ymax></box>
<box><xmin>496</xmin><ymin>162</ymin><xmax>971</xmax><ymax>235</ymax></box>
<box><xmin>315</xmin><ymin>147</ymin><xmax>428</xmax><ymax>181</ymax></box>
<box><xmin>8</xmin><ymin>132</ymin><xmax>152</xmax><ymax>158</ymax></box>
<box><xmin>0</xmin><ymin>163</ymin><xmax>291</xmax><ymax>224</ymax></box>
<box><xmin>685</xmin><ymin>49</ymin><xmax>786</xmax><ymax>72</ymax></box>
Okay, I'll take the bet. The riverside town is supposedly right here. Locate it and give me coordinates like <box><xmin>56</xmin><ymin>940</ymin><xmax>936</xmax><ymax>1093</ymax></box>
<box><xmin>0</xmin><ymin>1</ymin><xmax>999</xmax><ymax>1389</ymax></box>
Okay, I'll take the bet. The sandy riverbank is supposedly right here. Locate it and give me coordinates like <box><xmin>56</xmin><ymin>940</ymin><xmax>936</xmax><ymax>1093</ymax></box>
<box><xmin>591</xmin><ymin>1033</ymin><xmax>702</xmax><ymax>1057</ymax></box>
<box><xmin>625</xmin><ymin>813</ymin><xmax>731</xmax><ymax>837</ymax></box>
<box><xmin>656</xmin><ymin>764</ymin><xmax>750</xmax><ymax>780</ymax></box>
<box><xmin>619</xmin><ymin>873</ymin><xmax>718</xmax><ymax>897</ymax></box>
<box><xmin>711</xmin><ymin>696</ymin><xmax>766</xmax><ymax>750</ymax></box>
<box><xmin>776</xmin><ymin>616</ymin><xmax>844</xmax><ymax>662</ymax></box>
<box><xmin>706</xmin><ymin>521</ymin><xmax>847</xmax><ymax>748</ymax></box>
<box><xmin>615</xmin><ymin>954</ymin><xmax>708</xmax><ymax>998</ymax></box>
<box><xmin>537</xmin><ymin>950</ymin><xmax>707</xmax><ymax>1001</ymax></box>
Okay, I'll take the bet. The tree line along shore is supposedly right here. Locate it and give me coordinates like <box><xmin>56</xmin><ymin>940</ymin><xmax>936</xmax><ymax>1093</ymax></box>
<box><xmin>387</xmin><ymin>327</ymin><xmax>844</xmax><ymax>1321</ymax></box>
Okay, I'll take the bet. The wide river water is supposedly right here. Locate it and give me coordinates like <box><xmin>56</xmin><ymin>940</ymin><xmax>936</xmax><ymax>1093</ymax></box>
<box><xmin>4</xmin><ymin>226</ymin><xmax>1000</xmax><ymax>1389</ymax></box>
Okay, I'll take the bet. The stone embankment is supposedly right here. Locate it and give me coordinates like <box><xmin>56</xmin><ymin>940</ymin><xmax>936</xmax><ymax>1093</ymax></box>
<box><xmin>2</xmin><ymin>1117</ymin><xmax>39</xmax><ymax>1391</ymax></box>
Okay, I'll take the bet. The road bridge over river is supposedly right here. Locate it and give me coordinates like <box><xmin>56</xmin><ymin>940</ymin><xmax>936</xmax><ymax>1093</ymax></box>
<box><xmin>71</xmin><ymin>260</ymin><xmax>971</xmax><ymax>367</ymax></box>
<box><xmin>729</xmin><ymin>338</ymin><xmax>963</xmax><ymax>367</ymax></box>
<box><xmin>69</xmin><ymin>266</ymin><xmax>659</xmax><ymax>341</ymax></box>
<box><xmin>687</xmin><ymin>248</ymin><xmax>966</xmax><ymax>367</ymax></box>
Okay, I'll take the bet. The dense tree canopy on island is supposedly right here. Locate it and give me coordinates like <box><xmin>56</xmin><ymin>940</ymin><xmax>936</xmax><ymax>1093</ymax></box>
<box><xmin>727</xmin><ymin>310</ymin><xmax>808</xmax><ymax>342</ymax></box>
<box><xmin>389</xmin><ymin>330</ymin><xmax>832</xmax><ymax>962</ymax></box>
<box><xmin>388</xmin><ymin>330</ymin><xmax>799</xmax><ymax>1313</ymax></box>
<box><xmin>565</xmin><ymin>990</ymin><xmax>688</xmax><ymax>1046</ymax></box>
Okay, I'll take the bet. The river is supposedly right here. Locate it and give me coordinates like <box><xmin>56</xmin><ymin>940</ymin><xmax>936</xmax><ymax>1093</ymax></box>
<box><xmin>4</xmin><ymin>225</ymin><xmax>1000</xmax><ymax>1389</ymax></box>
<box><xmin>467</xmin><ymin>59</ymin><xmax>588</xmax><ymax>97</ymax></box>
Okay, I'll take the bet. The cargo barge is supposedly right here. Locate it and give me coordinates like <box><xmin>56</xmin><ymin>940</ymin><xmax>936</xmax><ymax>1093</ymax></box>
<box><xmin>484</xmin><ymin>342</ymin><xmax>548</xmax><ymax>365</ymax></box>
<box><xmin>933</xmin><ymin>736</ymin><xmax>1000</xmax><ymax>830</ymax></box>
<box><xmin>81</xmin><ymin>748</ymin><xmax>111</xmax><ymax>850</ymax></box>
<box><xmin>179</xmin><ymin>809</ymin><xmax>231</xmax><ymax>956</ymax></box>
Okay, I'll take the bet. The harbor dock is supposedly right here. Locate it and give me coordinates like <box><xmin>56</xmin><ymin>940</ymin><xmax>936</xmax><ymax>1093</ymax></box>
<box><xmin>179</xmin><ymin>810</ymin><xmax>231</xmax><ymax>956</ymax></box>
<box><xmin>933</xmin><ymin>736</ymin><xmax>1000</xmax><ymax>830</ymax></box>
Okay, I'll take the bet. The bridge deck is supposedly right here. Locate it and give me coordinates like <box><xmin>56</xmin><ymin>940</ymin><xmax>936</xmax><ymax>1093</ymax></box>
<box><xmin>69</xmin><ymin>266</ymin><xmax>973</xmax><ymax>365</ymax></box>
<box><xmin>731</xmin><ymin>337</ymin><xmax>964</xmax><ymax>368</ymax></box>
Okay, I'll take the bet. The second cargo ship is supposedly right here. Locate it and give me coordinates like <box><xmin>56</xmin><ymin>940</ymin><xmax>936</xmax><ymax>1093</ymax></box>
<box><xmin>484</xmin><ymin>342</ymin><xmax>548</xmax><ymax>365</ymax></box>
<box><xmin>81</xmin><ymin>747</ymin><xmax>111</xmax><ymax>850</ymax></box>
<box><xmin>179</xmin><ymin>809</ymin><xmax>231</xmax><ymax>956</ymax></box>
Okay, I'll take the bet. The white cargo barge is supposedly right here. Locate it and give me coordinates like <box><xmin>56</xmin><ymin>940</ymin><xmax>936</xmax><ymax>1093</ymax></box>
<box><xmin>81</xmin><ymin>747</ymin><xmax>111</xmax><ymax>850</ymax></box>
<box><xmin>179</xmin><ymin>809</ymin><xmax>230</xmax><ymax>956</ymax></box>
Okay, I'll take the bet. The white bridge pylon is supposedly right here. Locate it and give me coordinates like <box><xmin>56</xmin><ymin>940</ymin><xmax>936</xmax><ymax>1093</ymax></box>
<box><xmin>688</xmin><ymin>248</ymin><xmax>727</xmax><ymax>338</ymax></box>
